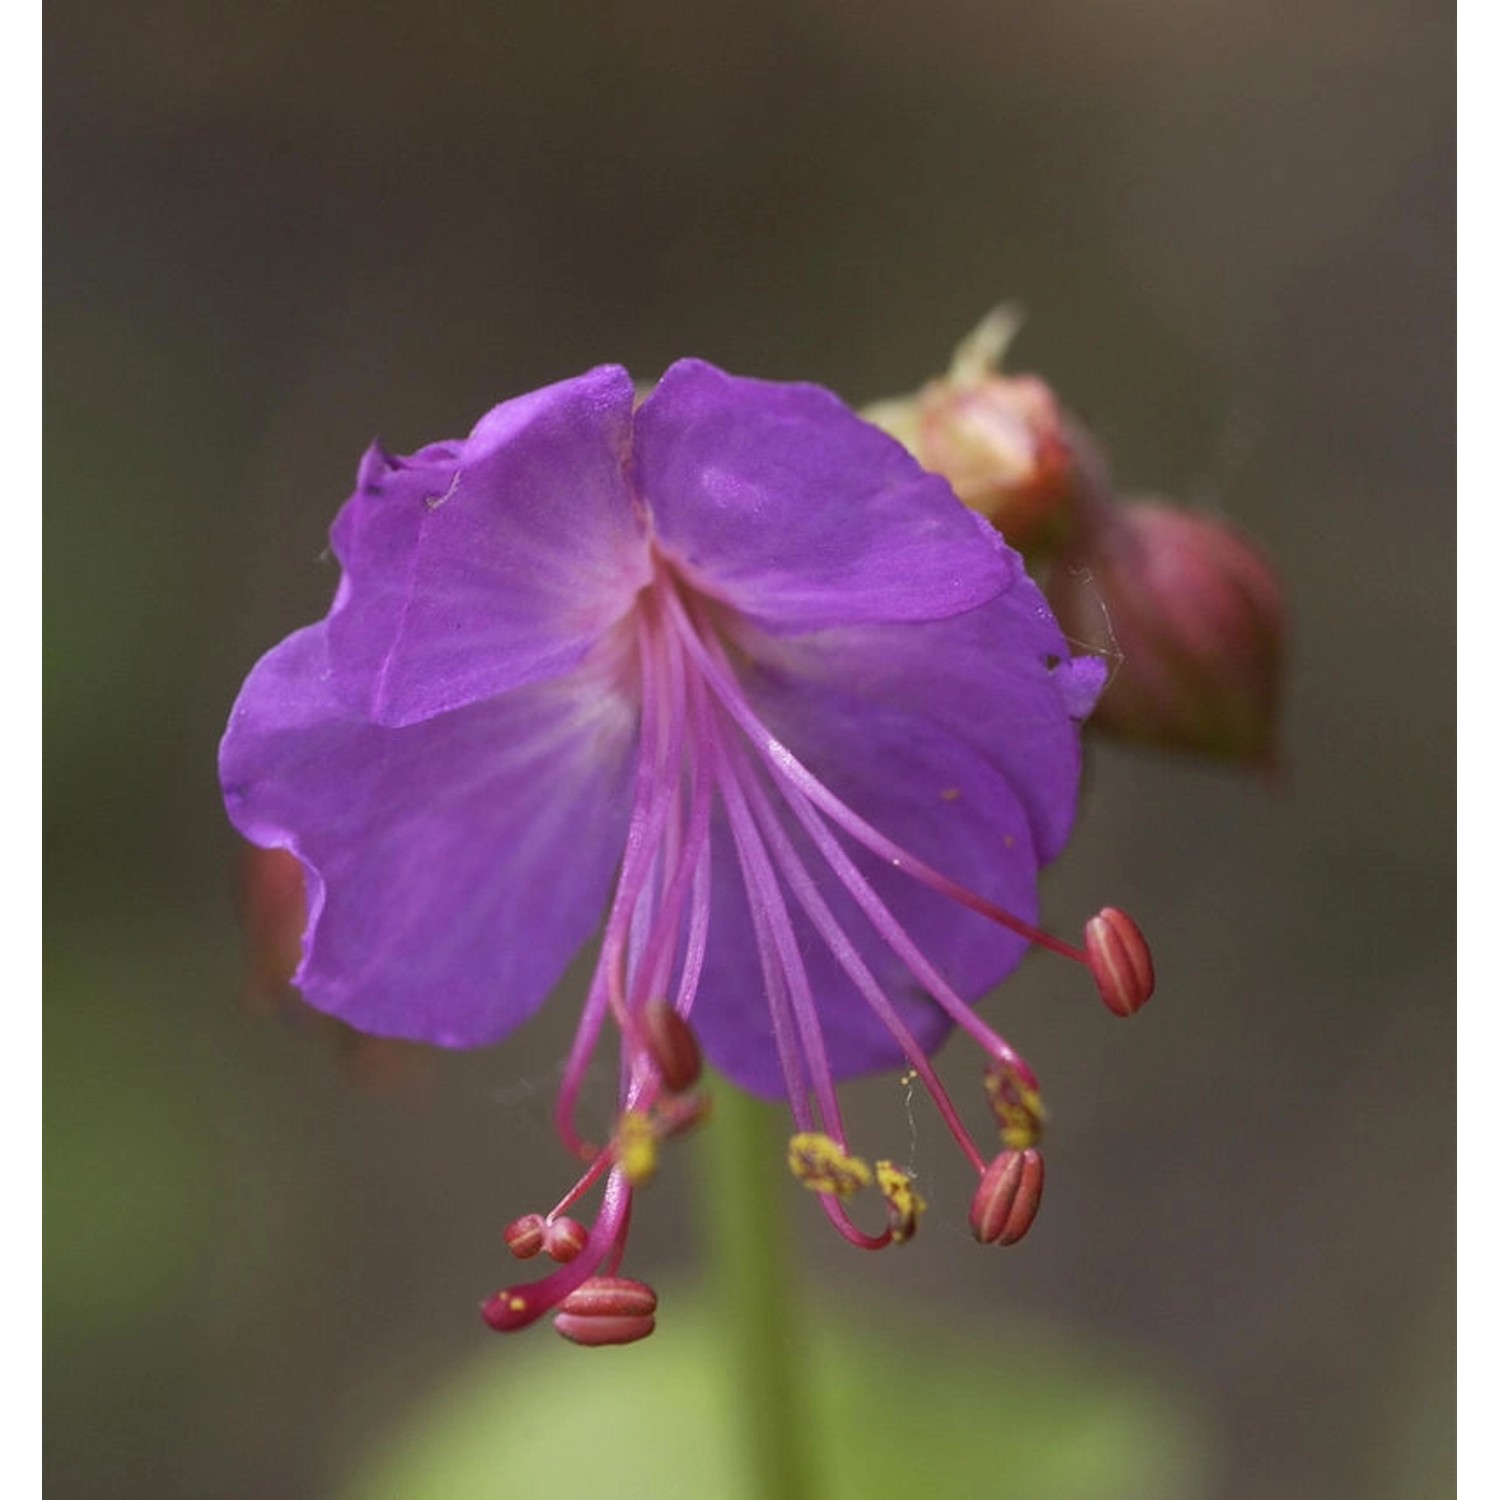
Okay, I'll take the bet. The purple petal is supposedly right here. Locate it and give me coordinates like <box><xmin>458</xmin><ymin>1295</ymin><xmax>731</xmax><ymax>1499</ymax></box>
<box><xmin>692</xmin><ymin>671</ymin><xmax>1041</xmax><ymax>1096</ymax></box>
<box><xmin>220</xmin><ymin>625</ymin><xmax>637</xmax><ymax>1047</ymax></box>
<box><xmin>635</xmin><ymin>360</ymin><xmax>1015</xmax><ymax>633</ymax></box>
<box><xmin>1052</xmin><ymin>652</ymin><xmax>1108</xmax><ymax>721</ymax></box>
<box><xmin>768</xmin><ymin>572</ymin><xmax>1096</xmax><ymax>864</ymax></box>
<box><xmin>327</xmin><ymin>365</ymin><xmax>650</xmax><ymax>727</ymax></box>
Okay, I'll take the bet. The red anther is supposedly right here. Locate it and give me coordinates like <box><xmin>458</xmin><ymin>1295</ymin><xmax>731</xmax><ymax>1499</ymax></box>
<box><xmin>542</xmin><ymin>1216</ymin><xmax>589</xmax><ymax>1263</ymax></box>
<box><xmin>969</xmin><ymin>1148</ymin><xmax>1046</xmax><ymax>1246</ymax></box>
<box><xmin>1085</xmin><ymin>907</ymin><xmax>1156</xmax><ymax>1017</ymax></box>
<box><xmin>553</xmin><ymin>1310</ymin><xmax>657</xmax><ymax>1346</ymax></box>
<box><xmin>556</xmin><ymin>1276</ymin><xmax>658</xmax><ymax>1319</ymax></box>
<box><xmin>640</xmin><ymin>998</ymin><xmax>702</xmax><ymax>1092</ymax></box>
<box><xmin>503</xmin><ymin>1213</ymin><xmax>546</xmax><ymax>1259</ymax></box>
<box><xmin>552</xmin><ymin>1275</ymin><xmax>658</xmax><ymax>1344</ymax></box>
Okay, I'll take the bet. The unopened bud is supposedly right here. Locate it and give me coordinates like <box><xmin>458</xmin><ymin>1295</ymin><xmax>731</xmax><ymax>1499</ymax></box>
<box><xmin>1047</xmin><ymin>499</ymin><xmax>1285</xmax><ymax>765</ymax></box>
<box><xmin>553</xmin><ymin>1276</ymin><xmax>658</xmax><ymax>1347</ymax></box>
<box><xmin>865</xmin><ymin>307</ymin><xmax>1077</xmax><ymax>553</ymax></box>
<box><xmin>1085</xmin><ymin>907</ymin><xmax>1156</xmax><ymax>1017</ymax></box>
<box><xmin>969</xmin><ymin>1148</ymin><xmax>1046</xmax><ymax>1246</ymax></box>
<box><xmin>503</xmin><ymin>1213</ymin><xmax>546</xmax><ymax>1259</ymax></box>
<box><xmin>542</xmin><ymin>1215</ymin><xmax>589</xmax><ymax>1263</ymax></box>
<box><xmin>640</xmin><ymin>999</ymin><xmax>702</xmax><ymax>1092</ymax></box>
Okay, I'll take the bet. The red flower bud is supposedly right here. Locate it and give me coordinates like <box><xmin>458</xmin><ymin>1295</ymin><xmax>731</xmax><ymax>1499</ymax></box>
<box><xmin>1047</xmin><ymin>499</ymin><xmax>1285</xmax><ymax>766</ymax></box>
<box><xmin>1084</xmin><ymin>907</ymin><xmax>1155</xmax><ymax>1017</ymax></box>
<box><xmin>969</xmin><ymin>1148</ymin><xmax>1045</xmax><ymax>1246</ymax></box>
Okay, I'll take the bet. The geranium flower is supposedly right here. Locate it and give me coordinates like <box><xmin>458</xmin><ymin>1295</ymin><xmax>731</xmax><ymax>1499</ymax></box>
<box><xmin>219</xmin><ymin>360</ymin><xmax>1153</xmax><ymax>1346</ymax></box>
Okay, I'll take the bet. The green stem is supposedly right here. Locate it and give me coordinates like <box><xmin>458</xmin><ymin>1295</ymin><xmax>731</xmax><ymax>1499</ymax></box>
<box><xmin>703</xmin><ymin>1083</ymin><xmax>817</xmax><ymax>1500</ymax></box>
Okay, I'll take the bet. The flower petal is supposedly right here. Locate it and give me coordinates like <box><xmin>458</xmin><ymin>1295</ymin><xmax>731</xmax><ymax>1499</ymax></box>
<box><xmin>770</xmin><ymin>573</ymin><xmax>1099</xmax><ymax>863</ymax></box>
<box><xmin>636</xmin><ymin>360</ymin><xmax>1015</xmax><ymax>633</ymax></box>
<box><xmin>693</xmin><ymin>670</ymin><xmax>1042</xmax><ymax>1096</ymax></box>
<box><xmin>328</xmin><ymin>365</ymin><xmax>650</xmax><ymax>727</ymax></box>
<box><xmin>220</xmin><ymin>625</ymin><xmax>637</xmax><ymax>1047</ymax></box>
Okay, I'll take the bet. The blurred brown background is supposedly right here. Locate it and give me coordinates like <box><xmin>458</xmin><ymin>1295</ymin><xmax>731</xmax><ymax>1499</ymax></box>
<box><xmin>46</xmin><ymin>3</ymin><xmax>1453</xmax><ymax>1498</ymax></box>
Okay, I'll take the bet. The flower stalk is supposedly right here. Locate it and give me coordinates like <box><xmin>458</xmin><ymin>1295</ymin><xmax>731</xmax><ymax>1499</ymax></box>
<box><xmin>704</xmin><ymin>1082</ymin><xmax>818</xmax><ymax>1500</ymax></box>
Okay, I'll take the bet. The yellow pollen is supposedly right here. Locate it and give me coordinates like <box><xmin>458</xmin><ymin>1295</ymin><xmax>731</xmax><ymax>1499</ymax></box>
<box><xmin>875</xmin><ymin>1160</ymin><xmax>926</xmax><ymax>1244</ymax></box>
<box><xmin>615</xmin><ymin>1109</ymin><xmax>660</xmax><ymax>1186</ymax></box>
<box><xmin>787</xmin><ymin>1132</ymin><xmax>872</xmax><ymax>1197</ymax></box>
<box><xmin>985</xmin><ymin>1068</ymin><xmax>1048</xmax><ymax>1150</ymax></box>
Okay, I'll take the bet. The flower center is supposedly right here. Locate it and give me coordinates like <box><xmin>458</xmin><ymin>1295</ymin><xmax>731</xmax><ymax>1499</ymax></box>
<box><xmin>483</xmin><ymin>549</ymin><xmax>1154</xmax><ymax>1342</ymax></box>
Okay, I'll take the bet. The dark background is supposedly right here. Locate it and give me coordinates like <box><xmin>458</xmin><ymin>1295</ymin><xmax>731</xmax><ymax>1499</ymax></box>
<box><xmin>46</xmin><ymin>3</ymin><xmax>1453</xmax><ymax>1497</ymax></box>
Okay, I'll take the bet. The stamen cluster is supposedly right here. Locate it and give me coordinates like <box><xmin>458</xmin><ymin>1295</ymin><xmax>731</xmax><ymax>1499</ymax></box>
<box><xmin>481</xmin><ymin>558</ymin><xmax>1153</xmax><ymax>1344</ymax></box>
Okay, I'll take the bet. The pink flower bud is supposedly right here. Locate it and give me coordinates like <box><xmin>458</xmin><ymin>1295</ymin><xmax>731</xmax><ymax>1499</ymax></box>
<box><xmin>865</xmin><ymin>309</ymin><xmax>1077</xmax><ymax>554</ymax></box>
<box><xmin>907</xmin><ymin>374</ymin><xmax>1075</xmax><ymax>552</ymax></box>
<box><xmin>640</xmin><ymin>998</ymin><xmax>702</xmax><ymax>1093</ymax></box>
<box><xmin>969</xmin><ymin>1148</ymin><xmax>1045</xmax><ymax>1246</ymax></box>
<box><xmin>1047</xmin><ymin>499</ymin><xmax>1285</xmax><ymax>765</ymax></box>
<box><xmin>1085</xmin><ymin>907</ymin><xmax>1155</xmax><ymax>1017</ymax></box>
<box><xmin>552</xmin><ymin>1276</ymin><xmax>658</xmax><ymax>1346</ymax></box>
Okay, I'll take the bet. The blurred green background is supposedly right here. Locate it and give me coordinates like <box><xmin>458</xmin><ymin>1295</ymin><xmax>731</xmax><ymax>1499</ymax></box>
<box><xmin>46</xmin><ymin>3</ymin><xmax>1452</xmax><ymax>1497</ymax></box>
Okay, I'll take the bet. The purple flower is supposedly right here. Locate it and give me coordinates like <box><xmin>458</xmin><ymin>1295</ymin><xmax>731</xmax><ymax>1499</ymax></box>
<box><xmin>220</xmin><ymin>360</ymin><xmax>1152</xmax><ymax>1344</ymax></box>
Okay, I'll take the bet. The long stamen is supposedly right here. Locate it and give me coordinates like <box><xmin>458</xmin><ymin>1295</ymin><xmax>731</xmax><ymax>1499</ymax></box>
<box><xmin>610</xmin><ymin>596</ymin><xmax>695</xmax><ymax>1028</ymax></box>
<box><xmin>710</xmin><ymin>715</ymin><xmax>849</xmax><ymax>1147</ymax></box>
<box><xmin>712</xmin><ymin>745</ymin><xmax>816</xmax><ymax>1135</ymax></box>
<box><xmin>626</xmin><ymin>678</ymin><xmax>716</xmax><ymax>1022</ymax></box>
<box><xmin>731</xmin><ymin>736</ymin><xmax>988</xmax><ymax>1175</ymax></box>
<box><xmin>665</xmin><ymin>583</ymin><xmax>1088</xmax><ymax>965</ymax></box>
<box><xmin>777</xmin><ymin>771</ymin><xmax>1037</xmax><ymax>1078</ymax></box>
<box><xmin>661</xmin><ymin>587</ymin><xmax>1045</xmax><ymax>1080</ymax></box>
<box><xmin>554</xmin><ymin>595</ymin><xmax>694</xmax><ymax>1151</ymax></box>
